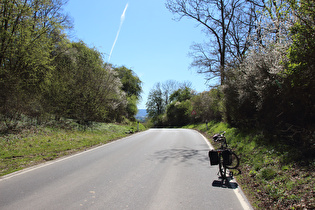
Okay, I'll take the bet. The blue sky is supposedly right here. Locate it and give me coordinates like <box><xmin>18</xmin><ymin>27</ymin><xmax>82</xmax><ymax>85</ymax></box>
<box><xmin>64</xmin><ymin>0</ymin><xmax>212</xmax><ymax>109</ymax></box>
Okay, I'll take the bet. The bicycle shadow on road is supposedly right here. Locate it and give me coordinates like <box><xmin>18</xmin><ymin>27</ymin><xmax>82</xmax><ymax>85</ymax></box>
<box><xmin>212</xmin><ymin>179</ymin><xmax>239</xmax><ymax>189</ymax></box>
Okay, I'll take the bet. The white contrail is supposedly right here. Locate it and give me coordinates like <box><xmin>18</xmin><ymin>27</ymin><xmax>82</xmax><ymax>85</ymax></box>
<box><xmin>108</xmin><ymin>3</ymin><xmax>129</xmax><ymax>62</ymax></box>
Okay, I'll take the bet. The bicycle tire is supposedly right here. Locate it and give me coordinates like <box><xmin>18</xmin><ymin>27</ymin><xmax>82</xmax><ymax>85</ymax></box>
<box><xmin>226</xmin><ymin>151</ymin><xmax>240</xmax><ymax>169</ymax></box>
<box><xmin>218</xmin><ymin>153</ymin><xmax>227</xmax><ymax>179</ymax></box>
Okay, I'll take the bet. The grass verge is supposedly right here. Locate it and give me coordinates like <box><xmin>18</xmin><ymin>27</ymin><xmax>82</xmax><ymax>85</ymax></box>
<box><xmin>185</xmin><ymin>122</ymin><xmax>315</xmax><ymax>209</ymax></box>
<box><xmin>0</xmin><ymin>122</ymin><xmax>146</xmax><ymax>177</ymax></box>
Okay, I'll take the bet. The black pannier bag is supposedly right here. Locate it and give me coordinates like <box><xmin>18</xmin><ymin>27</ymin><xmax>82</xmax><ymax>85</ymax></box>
<box><xmin>222</xmin><ymin>150</ymin><xmax>232</xmax><ymax>165</ymax></box>
<box><xmin>208</xmin><ymin>150</ymin><xmax>219</xmax><ymax>165</ymax></box>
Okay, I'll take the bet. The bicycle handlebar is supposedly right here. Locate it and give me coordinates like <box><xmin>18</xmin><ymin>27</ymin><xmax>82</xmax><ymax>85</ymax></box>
<box><xmin>212</xmin><ymin>131</ymin><xmax>226</xmax><ymax>142</ymax></box>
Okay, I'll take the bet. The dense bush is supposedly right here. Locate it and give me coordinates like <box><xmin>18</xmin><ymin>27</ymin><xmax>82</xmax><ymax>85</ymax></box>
<box><xmin>191</xmin><ymin>88</ymin><xmax>223</xmax><ymax>123</ymax></box>
<box><xmin>223</xmin><ymin>43</ymin><xmax>288</xmax><ymax>130</ymax></box>
<box><xmin>166</xmin><ymin>100</ymin><xmax>193</xmax><ymax>126</ymax></box>
<box><xmin>221</xmin><ymin>0</ymin><xmax>314</xmax><ymax>153</ymax></box>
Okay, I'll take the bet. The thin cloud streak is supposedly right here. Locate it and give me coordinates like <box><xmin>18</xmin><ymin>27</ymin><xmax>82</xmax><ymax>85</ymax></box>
<box><xmin>108</xmin><ymin>3</ymin><xmax>129</xmax><ymax>62</ymax></box>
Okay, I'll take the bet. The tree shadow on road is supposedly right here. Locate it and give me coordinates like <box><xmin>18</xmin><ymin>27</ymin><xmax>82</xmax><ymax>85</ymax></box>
<box><xmin>152</xmin><ymin>147</ymin><xmax>209</xmax><ymax>165</ymax></box>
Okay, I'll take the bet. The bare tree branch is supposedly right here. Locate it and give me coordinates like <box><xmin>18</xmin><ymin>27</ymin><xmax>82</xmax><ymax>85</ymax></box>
<box><xmin>166</xmin><ymin>0</ymin><xmax>257</xmax><ymax>85</ymax></box>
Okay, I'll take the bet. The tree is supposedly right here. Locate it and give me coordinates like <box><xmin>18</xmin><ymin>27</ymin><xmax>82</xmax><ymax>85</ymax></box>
<box><xmin>166</xmin><ymin>100</ymin><xmax>193</xmax><ymax>126</ymax></box>
<box><xmin>146</xmin><ymin>81</ymin><xmax>194</xmax><ymax>125</ymax></box>
<box><xmin>169</xmin><ymin>87</ymin><xmax>193</xmax><ymax>103</ymax></box>
<box><xmin>166</xmin><ymin>0</ymin><xmax>256</xmax><ymax>84</ymax></box>
<box><xmin>223</xmin><ymin>43</ymin><xmax>288</xmax><ymax>128</ymax></box>
<box><xmin>160</xmin><ymin>80</ymin><xmax>192</xmax><ymax>106</ymax></box>
<box><xmin>113</xmin><ymin>66</ymin><xmax>142</xmax><ymax>120</ymax></box>
<box><xmin>0</xmin><ymin>0</ymin><xmax>70</xmax><ymax>124</ymax></box>
<box><xmin>161</xmin><ymin>80</ymin><xmax>179</xmax><ymax>106</ymax></box>
<box><xmin>222</xmin><ymin>0</ymin><xmax>309</xmax><ymax>131</ymax></box>
<box><xmin>46</xmin><ymin>41</ymin><xmax>127</xmax><ymax>123</ymax></box>
<box><xmin>146</xmin><ymin>83</ymin><xmax>165</xmax><ymax>121</ymax></box>
<box><xmin>113</xmin><ymin>66</ymin><xmax>142</xmax><ymax>99</ymax></box>
<box><xmin>248</xmin><ymin>0</ymin><xmax>292</xmax><ymax>47</ymax></box>
<box><xmin>191</xmin><ymin>89</ymin><xmax>223</xmax><ymax>122</ymax></box>
<box><xmin>284</xmin><ymin>0</ymin><xmax>315</xmax><ymax>127</ymax></box>
<box><xmin>166</xmin><ymin>87</ymin><xmax>195</xmax><ymax>126</ymax></box>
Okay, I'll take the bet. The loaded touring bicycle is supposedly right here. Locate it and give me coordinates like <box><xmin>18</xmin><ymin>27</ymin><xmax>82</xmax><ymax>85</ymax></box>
<box><xmin>208</xmin><ymin>132</ymin><xmax>240</xmax><ymax>184</ymax></box>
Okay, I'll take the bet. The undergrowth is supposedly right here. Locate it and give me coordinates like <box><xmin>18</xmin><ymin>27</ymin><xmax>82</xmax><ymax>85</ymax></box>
<box><xmin>185</xmin><ymin>122</ymin><xmax>315</xmax><ymax>209</ymax></box>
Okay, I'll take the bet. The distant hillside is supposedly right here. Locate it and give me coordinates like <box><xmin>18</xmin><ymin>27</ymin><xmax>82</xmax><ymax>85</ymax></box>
<box><xmin>135</xmin><ymin>109</ymin><xmax>147</xmax><ymax>122</ymax></box>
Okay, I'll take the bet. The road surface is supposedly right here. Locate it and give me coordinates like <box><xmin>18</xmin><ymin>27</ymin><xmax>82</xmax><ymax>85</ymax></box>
<box><xmin>0</xmin><ymin>129</ymin><xmax>252</xmax><ymax>209</ymax></box>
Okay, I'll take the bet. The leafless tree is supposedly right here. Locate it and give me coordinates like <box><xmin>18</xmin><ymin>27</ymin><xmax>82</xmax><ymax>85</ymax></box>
<box><xmin>161</xmin><ymin>80</ymin><xmax>179</xmax><ymax>106</ymax></box>
<box><xmin>166</xmin><ymin>0</ymin><xmax>257</xmax><ymax>85</ymax></box>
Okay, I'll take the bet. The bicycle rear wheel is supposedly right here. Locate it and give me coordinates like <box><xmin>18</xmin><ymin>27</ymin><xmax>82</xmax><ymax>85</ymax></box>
<box><xmin>218</xmin><ymin>153</ymin><xmax>226</xmax><ymax>179</ymax></box>
<box><xmin>226</xmin><ymin>151</ymin><xmax>240</xmax><ymax>169</ymax></box>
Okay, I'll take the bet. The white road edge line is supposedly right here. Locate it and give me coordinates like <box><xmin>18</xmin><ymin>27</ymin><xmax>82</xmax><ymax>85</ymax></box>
<box><xmin>1</xmin><ymin>128</ymin><xmax>253</xmax><ymax>210</ymax></box>
<box><xmin>196</xmin><ymin>130</ymin><xmax>253</xmax><ymax>210</ymax></box>
<box><xmin>0</xmin><ymin>130</ymin><xmax>149</xmax><ymax>181</ymax></box>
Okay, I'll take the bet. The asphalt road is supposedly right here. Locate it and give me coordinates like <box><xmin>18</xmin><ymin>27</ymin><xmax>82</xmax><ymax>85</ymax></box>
<box><xmin>0</xmin><ymin>129</ymin><xmax>252</xmax><ymax>210</ymax></box>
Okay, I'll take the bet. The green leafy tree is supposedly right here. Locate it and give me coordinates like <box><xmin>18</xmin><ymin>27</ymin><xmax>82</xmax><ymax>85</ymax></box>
<box><xmin>0</xmin><ymin>0</ymin><xmax>70</xmax><ymax>125</ymax></box>
<box><xmin>169</xmin><ymin>87</ymin><xmax>193</xmax><ymax>103</ymax></box>
<box><xmin>166</xmin><ymin>100</ymin><xmax>193</xmax><ymax>126</ymax></box>
<box><xmin>166</xmin><ymin>87</ymin><xmax>194</xmax><ymax>126</ymax></box>
<box><xmin>113</xmin><ymin>66</ymin><xmax>142</xmax><ymax>120</ymax></box>
<box><xmin>284</xmin><ymin>0</ymin><xmax>315</xmax><ymax>126</ymax></box>
<box><xmin>46</xmin><ymin>41</ymin><xmax>126</xmax><ymax>123</ymax></box>
<box><xmin>113</xmin><ymin>66</ymin><xmax>142</xmax><ymax>99</ymax></box>
<box><xmin>146</xmin><ymin>81</ymin><xmax>194</xmax><ymax>126</ymax></box>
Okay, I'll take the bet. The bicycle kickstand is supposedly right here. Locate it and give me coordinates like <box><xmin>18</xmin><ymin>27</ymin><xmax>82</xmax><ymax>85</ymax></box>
<box><xmin>229</xmin><ymin>171</ymin><xmax>234</xmax><ymax>179</ymax></box>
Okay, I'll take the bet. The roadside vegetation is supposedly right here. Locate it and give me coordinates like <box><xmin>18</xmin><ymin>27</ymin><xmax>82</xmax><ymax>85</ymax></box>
<box><xmin>0</xmin><ymin>0</ymin><xmax>146</xmax><ymax>178</ymax></box>
<box><xmin>144</xmin><ymin>2</ymin><xmax>315</xmax><ymax>208</ymax></box>
<box><xmin>0</xmin><ymin>0</ymin><xmax>314</xmax><ymax>209</ymax></box>
<box><xmin>0</xmin><ymin>120</ymin><xmax>146</xmax><ymax>177</ymax></box>
<box><xmin>185</xmin><ymin>122</ymin><xmax>315</xmax><ymax>209</ymax></box>
<box><xmin>0</xmin><ymin>1</ymin><xmax>142</xmax><ymax>132</ymax></box>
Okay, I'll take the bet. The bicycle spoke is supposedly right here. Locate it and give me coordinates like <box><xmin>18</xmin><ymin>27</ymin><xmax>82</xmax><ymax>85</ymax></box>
<box><xmin>226</xmin><ymin>151</ymin><xmax>240</xmax><ymax>169</ymax></box>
